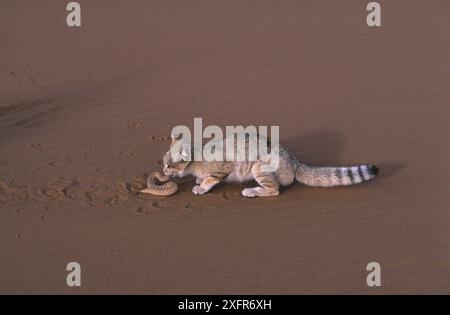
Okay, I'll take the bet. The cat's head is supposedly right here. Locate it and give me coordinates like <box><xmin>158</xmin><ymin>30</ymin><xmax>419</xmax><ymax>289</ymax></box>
<box><xmin>162</xmin><ymin>134</ymin><xmax>192</xmax><ymax>177</ymax></box>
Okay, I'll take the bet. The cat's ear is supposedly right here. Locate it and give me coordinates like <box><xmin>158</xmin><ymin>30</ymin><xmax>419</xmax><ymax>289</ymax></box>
<box><xmin>181</xmin><ymin>143</ymin><xmax>191</xmax><ymax>161</ymax></box>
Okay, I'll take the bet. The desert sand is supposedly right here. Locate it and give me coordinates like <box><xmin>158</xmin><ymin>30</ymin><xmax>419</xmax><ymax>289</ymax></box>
<box><xmin>0</xmin><ymin>1</ymin><xmax>449</xmax><ymax>294</ymax></box>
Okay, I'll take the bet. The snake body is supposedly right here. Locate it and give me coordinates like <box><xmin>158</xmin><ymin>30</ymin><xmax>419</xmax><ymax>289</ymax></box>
<box><xmin>140</xmin><ymin>171</ymin><xmax>178</xmax><ymax>196</ymax></box>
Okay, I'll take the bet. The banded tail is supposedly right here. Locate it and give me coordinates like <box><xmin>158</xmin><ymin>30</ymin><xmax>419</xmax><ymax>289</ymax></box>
<box><xmin>295</xmin><ymin>164</ymin><xmax>379</xmax><ymax>187</ymax></box>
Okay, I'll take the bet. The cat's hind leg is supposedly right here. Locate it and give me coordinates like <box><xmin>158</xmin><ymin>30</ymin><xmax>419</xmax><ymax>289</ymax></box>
<box><xmin>242</xmin><ymin>164</ymin><xmax>280</xmax><ymax>198</ymax></box>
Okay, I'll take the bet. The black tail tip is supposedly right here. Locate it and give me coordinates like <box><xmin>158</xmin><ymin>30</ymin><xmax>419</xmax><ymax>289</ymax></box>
<box><xmin>369</xmin><ymin>165</ymin><xmax>379</xmax><ymax>176</ymax></box>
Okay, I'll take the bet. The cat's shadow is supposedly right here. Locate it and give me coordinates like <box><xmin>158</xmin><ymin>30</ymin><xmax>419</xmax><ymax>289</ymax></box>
<box><xmin>283</xmin><ymin>129</ymin><xmax>405</xmax><ymax>179</ymax></box>
<box><xmin>283</xmin><ymin>129</ymin><xmax>347</xmax><ymax>165</ymax></box>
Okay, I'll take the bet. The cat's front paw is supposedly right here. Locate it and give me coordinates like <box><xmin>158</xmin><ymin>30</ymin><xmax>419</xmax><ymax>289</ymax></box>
<box><xmin>241</xmin><ymin>188</ymin><xmax>257</xmax><ymax>198</ymax></box>
<box><xmin>192</xmin><ymin>185</ymin><xmax>207</xmax><ymax>195</ymax></box>
<box><xmin>195</xmin><ymin>178</ymin><xmax>203</xmax><ymax>185</ymax></box>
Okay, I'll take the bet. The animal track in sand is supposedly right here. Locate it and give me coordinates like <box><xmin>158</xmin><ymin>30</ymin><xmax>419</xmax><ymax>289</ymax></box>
<box><xmin>62</xmin><ymin>178</ymin><xmax>122</xmax><ymax>207</ymax></box>
<box><xmin>30</xmin><ymin>143</ymin><xmax>48</xmax><ymax>150</ymax></box>
<box><xmin>135</xmin><ymin>201</ymin><xmax>167</xmax><ymax>215</ymax></box>
<box><xmin>135</xmin><ymin>206</ymin><xmax>148</xmax><ymax>215</ymax></box>
<box><xmin>1</xmin><ymin>171</ymin><xmax>233</xmax><ymax>210</ymax></box>
<box><xmin>0</xmin><ymin>181</ymin><xmax>17</xmax><ymax>203</ymax></box>
<box><xmin>117</xmin><ymin>149</ymin><xmax>137</xmax><ymax>157</ymax></box>
<box><xmin>126</xmin><ymin>122</ymin><xmax>141</xmax><ymax>129</ymax></box>
<box><xmin>114</xmin><ymin>180</ymin><xmax>132</xmax><ymax>195</ymax></box>
<box><xmin>47</xmin><ymin>158</ymin><xmax>72</xmax><ymax>167</ymax></box>
<box><xmin>30</xmin><ymin>184</ymin><xmax>66</xmax><ymax>202</ymax></box>
<box><xmin>85</xmin><ymin>190</ymin><xmax>118</xmax><ymax>207</ymax></box>
<box><xmin>151</xmin><ymin>135</ymin><xmax>170</xmax><ymax>141</ymax></box>
<box><xmin>1</xmin><ymin>175</ymin><xmax>142</xmax><ymax>208</ymax></box>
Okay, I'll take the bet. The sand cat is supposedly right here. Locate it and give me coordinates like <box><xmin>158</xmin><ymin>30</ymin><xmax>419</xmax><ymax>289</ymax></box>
<box><xmin>162</xmin><ymin>134</ymin><xmax>379</xmax><ymax>197</ymax></box>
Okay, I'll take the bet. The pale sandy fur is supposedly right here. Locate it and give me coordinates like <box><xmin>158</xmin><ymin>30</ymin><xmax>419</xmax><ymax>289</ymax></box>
<box><xmin>149</xmin><ymin>134</ymin><xmax>379</xmax><ymax>198</ymax></box>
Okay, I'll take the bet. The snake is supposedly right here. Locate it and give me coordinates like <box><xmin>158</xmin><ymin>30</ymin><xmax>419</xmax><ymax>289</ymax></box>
<box><xmin>139</xmin><ymin>171</ymin><xmax>178</xmax><ymax>196</ymax></box>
